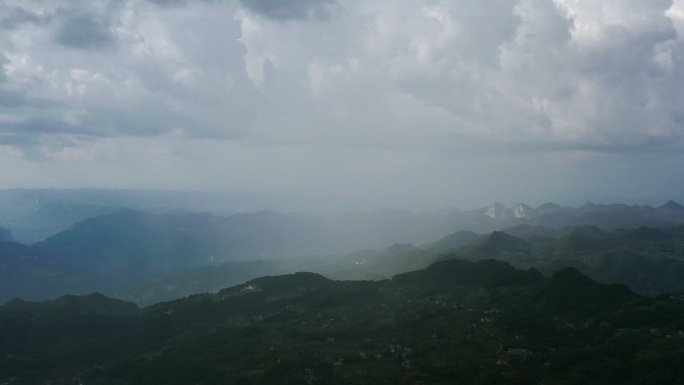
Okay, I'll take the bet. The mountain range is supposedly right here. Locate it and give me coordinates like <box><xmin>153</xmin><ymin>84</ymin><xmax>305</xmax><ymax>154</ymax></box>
<box><xmin>2</xmin><ymin>192</ymin><xmax>684</xmax><ymax>383</ymax></box>
<box><xmin>2</xmin><ymin>188</ymin><xmax>684</xmax><ymax>245</ymax></box>
<box><xmin>2</xmin><ymin>195</ymin><xmax>684</xmax><ymax>305</ymax></box>
<box><xmin>105</xmin><ymin>222</ymin><xmax>684</xmax><ymax>306</ymax></box>
<box><xmin>1</xmin><ymin>259</ymin><xmax>682</xmax><ymax>384</ymax></box>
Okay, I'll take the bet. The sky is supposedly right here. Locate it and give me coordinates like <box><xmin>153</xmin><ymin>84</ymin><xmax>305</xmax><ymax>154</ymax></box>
<box><xmin>1</xmin><ymin>0</ymin><xmax>684</xmax><ymax>212</ymax></box>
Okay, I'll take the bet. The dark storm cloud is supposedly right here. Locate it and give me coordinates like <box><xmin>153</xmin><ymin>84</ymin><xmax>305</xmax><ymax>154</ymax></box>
<box><xmin>55</xmin><ymin>12</ymin><xmax>115</xmax><ymax>51</ymax></box>
<box><xmin>0</xmin><ymin>6</ymin><xmax>49</xmax><ymax>29</ymax></box>
<box><xmin>240</xmin><ymin>0</ymin><xmax>336</xmax><ymax>20</ymax></box>
<box><xmin>1</xmin><ymin>0</ymin><xmax>683</xmax><ymax>210</ymax></box>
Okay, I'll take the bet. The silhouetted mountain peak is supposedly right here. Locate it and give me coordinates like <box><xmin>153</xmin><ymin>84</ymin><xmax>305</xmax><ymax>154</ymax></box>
<box><xmin>487</xmin><ymin>230</ymin><xmax>526</xmax><ymax>244</ymax></box>
<box><xmin>0</xmin><ymin>225</ymin><xmax>13</xmax><ymax>242</ymax></box>
<box><xmin>658</xmin><ymin>200</ymin><xmax>684</xmax><ymax>211</ymax></box>
<box><xmin>392</xmin><ymin>258</ymin><xmax>543</xmax><ymax>288</ymax></box>
<box><xmin>4</xmin><ymin>297</ymin><xmax>27</xmax><ymax>307</ymax></box>
<box><xmin>577</xmin><ymin>202</ymin><xmax>599</xmax><ymax>213</ymax></box>
<box><xmin>422</xmin><ymin>230</ymin><xmax>481</xmax><ymax>252</ymax></box>
<box><xmin>471</xmin><ymin>231</ymin><xmax>530</xmax><ymax>254</ymax></box>
<box><xmin>500</xmin><ymin>224</ymin><xmax>558</xmax><ymax>239</ymax></box>
<box><xmin>540</xmin><ymin>267</ymin><xmax>636</xmax><ymax>310</ymax></box>
<box><xmin>2</xmin><ymin>292</ymin><xmax>139</xmax><ymax>317</ymax></box>
<box><xmin>244</xmin><ymin>272</ymin><xmax>332</xmax><ymax>292</ymax></box>
<box><xmin>536</xmin><ymin>202</ymin><xmax>561</xmax><ymax>212</ymax></box>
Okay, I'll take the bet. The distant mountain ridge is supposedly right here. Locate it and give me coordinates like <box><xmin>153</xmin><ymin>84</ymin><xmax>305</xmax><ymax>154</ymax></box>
<box><xmin>3</xmin><ymin>198</ymin><xmax>684</xmax><ymax>304</ymax></box>
<box><xmin>472</xmin><ymin>201</ymin><xmax>684</xmax><ymax>230</ymax></box>
<box><xmin>0</xmin><ymin>225</ymin><xmax>12</xmax><ymax>242</ymax></box>
<box><xmin>659</xmin><ymin>200</ymin><xmax>684</xmax><ymax>211</ymax></box>
<box><xmin>7</xmin><ymin>202</ymin><xmax>117</xmax><ymax>244</ymax></box>
<box><xmin>32</xmin><ymin>209</ymin><xmax>351</xmax><ymax>281</ymax></box>
<box><xmin>111</xmin><ymin>223</ymin><xmax>684</xmax><ymax>306</ymax></box>
<box><xmin>1</xmin><ymin>189</ymin><xmax>682</xmax><ymax>245</ymax></box>
<box><xmin>3</xmin><ymin>291</ymin><xmax>139</xmax><ymax>317</ymax></box>
<box><xmin>0</xmin><ymin>241</ymin><xmax>100</xmax><ymax>303</ymax></box>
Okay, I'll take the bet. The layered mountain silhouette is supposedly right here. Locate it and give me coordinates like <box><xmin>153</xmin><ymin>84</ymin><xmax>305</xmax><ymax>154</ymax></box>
<box><xmin>659</xmin><ymin>200</ymin><xmax>684</xmax><ymax>211</ymax></box>
<box><xmin>31</xmin><ymin>209</ymin><xmax>350</xmax><ymax>280</ymax></box>
<box><xmin>3</xmin><ymin>199</ymin><xmax>684</xmax><ymax>304</ymax></box>
<box><xmin>104</xmin><ymin>223</ymin><xmax>684</xmax><ymax>305</ymax></box>
<box><xmin>0</xmin><ymin>241</ymin><xmax>100</xmax><ymax>302</ymax></box>
<box><xmin>1</xmin><ymin>260</ymin><xmax>682</xmax><ymax>385</ymax></box>
<box><xmin>0</xmin><ymin>225</ymin><xmax>12</xmax><ymax>242</ymax></box>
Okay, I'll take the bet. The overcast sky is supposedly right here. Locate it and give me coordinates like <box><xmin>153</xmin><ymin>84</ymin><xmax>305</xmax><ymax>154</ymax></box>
<box><xmin>1</xmin><ymin>0</ymin><xmax>684</xmax><ymax>212</ymax></box>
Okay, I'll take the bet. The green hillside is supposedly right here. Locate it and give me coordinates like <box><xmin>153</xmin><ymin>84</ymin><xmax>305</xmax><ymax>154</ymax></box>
<box><xmin>432</xmin><ymin>226</ymin><xmax>684</xmax><ymax>297</ymax></box>
<box><xmin>1</xmin><ymin>260</ymin><xmax>683</xmax><ymax>385</ymax></box>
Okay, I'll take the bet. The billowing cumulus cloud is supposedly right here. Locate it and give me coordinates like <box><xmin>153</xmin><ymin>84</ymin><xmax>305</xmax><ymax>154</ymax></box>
<box><xmin>0</xmin><ymin>0</ymin><xmax>683</xmax><ymax>210</ymax></box>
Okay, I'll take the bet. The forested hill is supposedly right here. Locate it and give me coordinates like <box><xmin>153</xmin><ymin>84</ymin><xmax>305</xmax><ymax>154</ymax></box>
<box><xmin>436</xmin><ymin>225</ymin><xmax>684</xmax><ymax>297</ymax></box>
<box><xmin>1</xmin><ymin>259</ymin><xmax>683</xmax><ymax>385</ymax></box>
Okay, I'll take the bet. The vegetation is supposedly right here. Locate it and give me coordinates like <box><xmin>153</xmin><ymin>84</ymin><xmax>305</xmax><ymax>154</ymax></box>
<box><xmin>439</xmin><ymin>225</ymin><xmax>684</xmax><ymax>297</ymax></box>
<box><xmin>1</xmin><ymin>260</ymin><xmax>683</xmax><ymax>384</ymax></box>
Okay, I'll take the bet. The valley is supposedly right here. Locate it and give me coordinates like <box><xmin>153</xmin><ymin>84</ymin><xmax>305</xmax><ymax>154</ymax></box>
<box><xmin>1</xmin><ymin>260</ymin><xmax>682</xmax><ymax>384</ymax></box>
<box><xmin>1</xmin><ymin>190</ymin><xmax>684</xmax><ymax>383</ymax></box>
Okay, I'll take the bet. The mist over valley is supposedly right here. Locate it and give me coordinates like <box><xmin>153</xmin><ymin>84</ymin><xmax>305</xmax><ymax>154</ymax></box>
<box><xmin>3</xmin><ymin>0</ymin><xmax>684</xmax><ymax>383</ymax></box>
<box><xmin>2</xmin><ymin>189</ymin><xmax>684</xmax><ymax>307</ymax></box>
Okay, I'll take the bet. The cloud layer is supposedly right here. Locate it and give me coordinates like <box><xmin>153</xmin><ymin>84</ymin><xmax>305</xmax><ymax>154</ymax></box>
<box><xmin>1</xmin><ymin>0</ymin><xmax>683</xmax><ymax>210</ymax></box>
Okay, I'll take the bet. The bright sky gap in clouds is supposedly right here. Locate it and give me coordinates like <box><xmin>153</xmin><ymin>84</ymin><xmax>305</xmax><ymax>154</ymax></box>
<box><xmin>1</xmin><ymin>0</ymin><xmax>684</xmax><ymax>212</ymax></box>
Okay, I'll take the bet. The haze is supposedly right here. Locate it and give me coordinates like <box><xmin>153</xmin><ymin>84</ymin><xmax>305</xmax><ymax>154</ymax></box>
<box><xmin>1</xmin><ymin>0</ymin><xmax>684</xmax><ymax>213</ymax></box>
